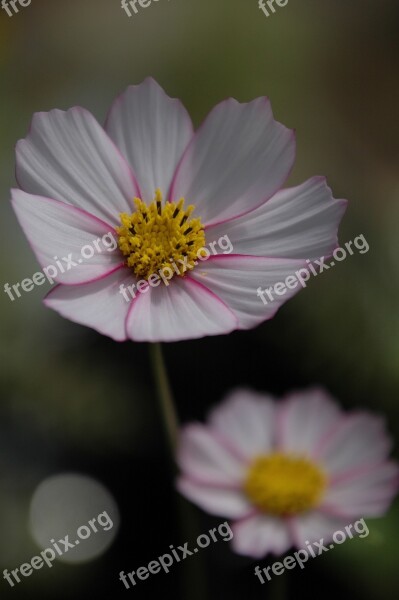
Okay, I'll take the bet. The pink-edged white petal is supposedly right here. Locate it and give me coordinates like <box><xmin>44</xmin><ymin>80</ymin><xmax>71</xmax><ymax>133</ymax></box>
<box><xmin>209</xmin><ymin>388</ymin><xmax>276</xmax><ymax>460</ymax></box>
<box><xmin>231</xmin><ymin>514</ymin><xmax>292</xmax><ymax>558</ymax></box>
<box><xmin>16</xmin><ymin>107</ymin><xmax>139</xmax><ymax>225</ymax></box>
<box><xmin>177</xmin><ymin>477</ymin><xmax>251</xmax><ymax>519</ymax></box>
<box><xmin>291</xmin><ymin>511</ymin><xmax>350</xmax><ymax>547</ymax></box>
<box><xmin>177</xmin><ymin>424</ymin><xmax>247</xmax><ymax>484</ymax></box>
<box><xmin>321</xmin><ymin>461</ymin><xmax>399</xmax><ymax>517</ymax></box>
<box><xmin>188</xmin><ymin>255</ymin><xmax>307</xmax><ymax>330</ymax></box>
<box><xmin>277</xmin><ymin>388</ymin><xmax>342</xmax><ymax>457</ymax></box>
<box><xmin>44</xmin><ymin>267</ymin><xmax>135</xmax><ymax>341</ymax></box>
<box><xmin>105</xmin><ymin>78</ymin><xmax>193</xmax><ymax>203</ymax></box>
<box><xmin>11</xmin><ymin>189</ymin><xmax>122</xmax><ymax>284</ymax></box>
<box><xmin>125</xmin><ymin>276</ymin><xmax>237</xmax><ymax>342</ymax></box>
<box><xmin>207</xmin><ymin>177</ymin><xmax>347</xmax><ymax>260</ymax></box>
<box><xmin>170</xmin><ymin>97</ymin><xmax>295</xmax><ymax>226</ymax></box>
<box><xmin>317</xmin><ymin>413</ymin><xmax>393</xmax><ymax>477</ymax></box>
<box><xmin>176</xmin><ymin>477</ymin><xmax>251</xmax><ymax>519</ymax></box>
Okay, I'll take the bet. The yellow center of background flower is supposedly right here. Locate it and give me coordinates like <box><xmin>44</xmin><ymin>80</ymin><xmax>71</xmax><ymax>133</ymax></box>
<box><xmin>243</xmin><ymin>453</ymin><xmax>326</xmax><ymax>516</ymax></box>
<box><xmin>116</xmin><ymin>189</ymin><xmax>205</xmax><ymax>280</ymax></box>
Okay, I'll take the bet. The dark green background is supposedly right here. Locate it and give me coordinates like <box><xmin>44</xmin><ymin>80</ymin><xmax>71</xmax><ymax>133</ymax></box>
<box><xmin>0</xmin><ymin>0</ymin><xmax>398</xmax><ymax>598</ymax></box>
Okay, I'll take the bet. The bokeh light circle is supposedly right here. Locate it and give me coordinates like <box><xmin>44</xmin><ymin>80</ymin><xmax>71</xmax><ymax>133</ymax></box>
<box><xmin>29</xmin><ymin>473</ymin><xmax>120</xmax><ymax>564</ymax></box>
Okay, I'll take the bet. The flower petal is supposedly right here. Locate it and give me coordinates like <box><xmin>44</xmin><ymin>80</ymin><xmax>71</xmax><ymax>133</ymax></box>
<box><xmin>209</xmin><ymin>388</ymin><xmax>276</xmax><ymax>460</ymax></box>
<box><xmin>188</xmin><ymin>255</ymin><xmax>307</xmax><ymax>330</ymax></box>
<box><xmin>177</xmin><ymin>424</ymin><xmax>247</xmax><ymax>484</ymax></box>
<box><xmin>277</xmin><ymin>388</ymin><xmax>342</xmax><ymax>457</ymax></box>
<box><xmin>125</xmin><ymin>276</ymin><xmax>237</xmax><ymax>342</ymax></box>
<box><xmin>105</xmin><ymin>78</ymin><xmax>193</xmax><ymax>203</ymax></box>
<box><xmin>231</xmin><ymin>514</ymin><xmax>292</xmax><ymax>558</ymax></box>
<box><xmin>11</xmin><ymin>189</ymin><xmax>123</xmax><ymax>284</ymax></box>
<box><xmin>206</xmin><ymin>177</ymin><xmax>347</xmax><ymax>260</ymax></box>
<box><xmin>44</xmin><ymin>267</ymin><xmax>135</xmax><ymax>341</ymax></box>
<box><xmin>16</xmin><ymin>107</ymin><xmax>139</xmax><ymax>224</ymax></box>
<box><xmin>317</xmin><ymin>413</ymin><xmax>393</xmax><ymax>477</ymax></box>
<box><xmin>291</xmin><ymin>511</ymin><xmax>350</xmax><ymax>547</ymax></box>
<box><xmin>321</xmin><ymin>461</ymin><xmax>399</xmax><ymax>517</ymax></box>
<box><xmin>177</xmin><ymin>478</ymin><xmax>251</xmax><ymax>519</ymax></box>
<box><xmin>170</xmin><ymin>97</ymin><xmax>295</xmax><ymax>226</ymax></box>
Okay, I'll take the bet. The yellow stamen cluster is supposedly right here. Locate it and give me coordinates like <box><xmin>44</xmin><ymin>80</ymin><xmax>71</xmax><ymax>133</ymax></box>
<box><xmin>244</xmin><ymin>453</ymin><xmax>326</xmax><ymax>516</ymax></box>
<box><xmin>116</xmin><ymin>189</ymin><xmax>205</xmax><ymax>280</ymax></box>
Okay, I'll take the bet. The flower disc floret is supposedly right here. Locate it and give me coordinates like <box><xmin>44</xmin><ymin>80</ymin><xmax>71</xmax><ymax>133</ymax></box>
<box><xmin>116</xmin><ymin>189</ymin><xmax>206</xmax><ymax>280</ymax></box>
<box><xmin>244</xmin><ymin>452</ymin><xmax>327</xmax><ymax>516</ymax></box>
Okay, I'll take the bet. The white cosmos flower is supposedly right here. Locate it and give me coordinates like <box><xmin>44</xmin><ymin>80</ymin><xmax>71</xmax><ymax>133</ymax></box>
<box><xmin>177</xmin><ymin>388</ymin><xmax>399</xmax><ymax>558</ymax></box>
<box><xmin>12</xmin><ymin>79</ymin><xmax>346</xmax><ymax>342</ymax></box>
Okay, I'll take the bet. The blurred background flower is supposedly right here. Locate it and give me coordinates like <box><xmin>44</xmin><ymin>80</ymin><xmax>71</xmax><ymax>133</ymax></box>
<box><xmin>0</xmin><ymin>0</ymin><xmax>398</xmax><ymax>598</ymax></box>
<box><xmin>177</xmin><ymin>387</ymin><xmax>399</xmax><ymax>558</ymax></box>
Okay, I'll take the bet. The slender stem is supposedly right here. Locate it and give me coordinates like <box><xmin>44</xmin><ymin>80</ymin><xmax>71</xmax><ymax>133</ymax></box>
<box><xmin>149</xmin><ymin>342</ymin><xmax>179</xmax><ymax>454</ymax></box>
<box><xmin>148</xmin><ymin>342</ymin><xmax>208</xmax><ymax>599</ymax></box>
<box><xmin>271</xmin><ymin>569</ymin><xmax>288</xmax><ymax>600</ymax></box>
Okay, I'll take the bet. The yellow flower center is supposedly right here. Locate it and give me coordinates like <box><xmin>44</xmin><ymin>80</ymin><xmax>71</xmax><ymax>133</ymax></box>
<box><xmin>116</xmin><ymin>189</ymin><xmax>206</xmax><ymax>280</ymax></box>
<box><xmin>243</xmin><ymin>453</ymin><xmax>327</xmax><ymax>516</ymax></box>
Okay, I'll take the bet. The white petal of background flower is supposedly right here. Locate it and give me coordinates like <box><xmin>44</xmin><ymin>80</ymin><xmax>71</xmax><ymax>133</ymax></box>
<box><xmin>208</xmin><ymin>388</ymin><xmax>276</xmax><ymax>459</ymax></box>
<box><xmin>231</xmin><ymin>514</ymin><xmax>292</xmax><ymax>558</ymax></box>
<box><xmin>277</xmin><ymin>388</ymin><xmax>342</xmax><ymax>457</ymax></box>
<box><xmin>177</xmin><ymin>424</ymin><xmax>246</xmax><ymax>484</ymax></box>
<box><xmin>16</xmin><ymin>108</ymin><xmax>139</xmax><ymax>225</ymax></box>
<box><xmin>106</xmin><ymin>78</ymin><xmax>194</xmax><ymax>203</ymax></box>
<box><xmin>317</xmin><ymin>414</ymin><xmax>392</xmax><ymax>476</ymax></box>
<box><xmin>292</xmin><ymin>511</ymin><xmax>349</xmax><ymax>547</ymax></box>
<box><xmin>170</xmin><ymin>97</ymin><xmax>295</xmax><ymax>227</ymax></box>
<box><xmin>322</xmin><ymin>462</ymin><xmax>399</xmax><ymax>517</ymax></box>
<box><xmin>177</xmin><ymin>478</ymin><xmax>251</xmax><ymax>519</ymax></box>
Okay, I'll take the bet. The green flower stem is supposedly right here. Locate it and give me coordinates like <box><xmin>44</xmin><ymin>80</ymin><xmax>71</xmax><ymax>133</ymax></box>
<box><xmin>149</xmin><ymin>342</ymin><xmax>208</xmax><ymax>599</ymax></box>
<box><xmin>271</xmin><ymin>569</ymin><xmax>288</xmax><ymax>600</ymax></box>
<box><xmin>149</xmin><ymin>342</ymin><xmax>179</xmax><ymax>456</ymax></box>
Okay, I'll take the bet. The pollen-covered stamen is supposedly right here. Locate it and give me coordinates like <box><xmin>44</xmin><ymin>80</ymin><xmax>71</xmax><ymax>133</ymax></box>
<box><xmin>116</xmin><ymin>189</ymin><xmax>206</xmax><ymax>280</ymax></box>
<box><xmin>243</xmin><ymin>453</ymin><xmax>327</xmax><ymax>516</ymax></box>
